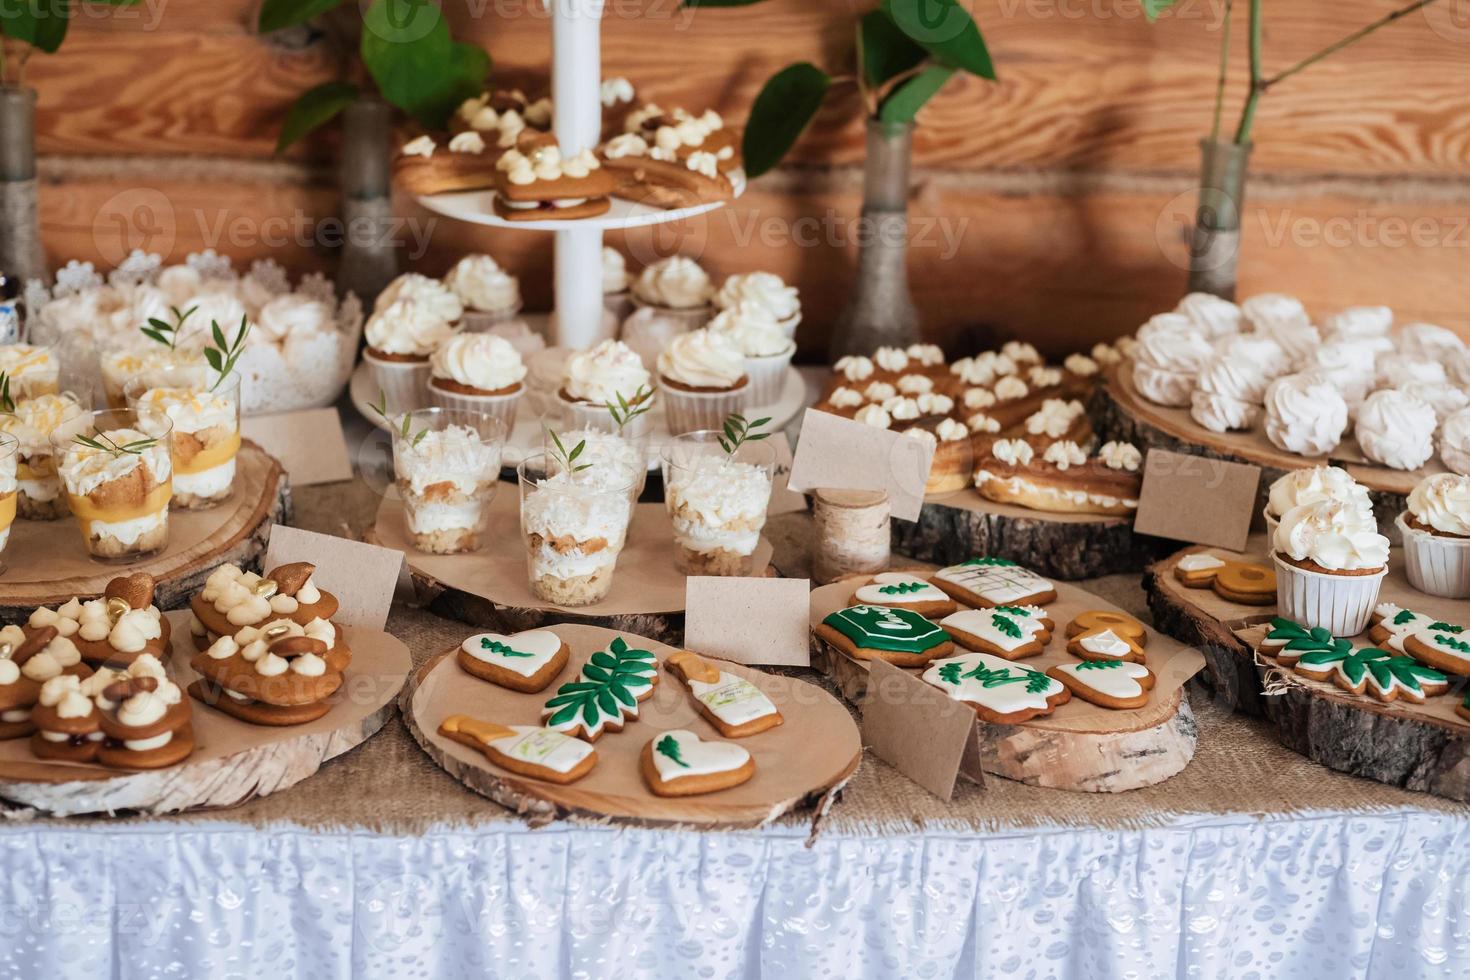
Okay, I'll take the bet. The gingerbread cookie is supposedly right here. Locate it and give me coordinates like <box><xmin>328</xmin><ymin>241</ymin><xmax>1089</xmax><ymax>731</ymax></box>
<box><xmin>438</xmin><ymin>714</ymin><xmax>598</xmax><ymax>785</ymax></box>
<box><xmin>29</xmin><ymin>672</ymin><xmax>109</xmax><ymax>762</ymax></box>
<box><xmin>1257</xmin><ymin>619</ymin><xmax>1449</xmax><ymax>704</ymax></box>
<box><xmin>1173</xmin><ymin>552</ymin><xmax>1276</xmax><ymax>605</ymax></box>
<box><xmin>458</xmin><ymin>630</ymin><xmax>570</xmax><ymax>693</ymax></box>
<box><xmin>190</xmin><ymin>623</ymin><xmax>345</xmax><ymax>726</ymax></box>
<box><xmin>541</xmin><ymin>636</ymin><xmax>658</xmax><ymax>741</ymax></box>
<box><xmin>939</xmin><ymin>607</ymin><xmax>1051</xmax><ymax>661</ymax></box>
<box><xmin>1047</xmin><ymin>660</ymin><xmax>1155</xmax><ymax>709</ymax></box>
<box><xmin>1065</xmin><ymin>611</ymin><xmax>1147</xmax><ymax>645</ymax></box>
<box><xmin>665</xmin><ymin>651</ymin><xmax>783</xmax><ymax>738</ymax></box>
<box><xmin>1401</xmin><ymin>626</ymin><xmax>1470</xmax><ymax>677</ymax></box>
<box><xmin>1367</xmin><ymin>603</ymin><xmax>1434</xmax><ymax>648</ymax></box>
<box><xmin>848</xmin><ymin>573</ymin><xmax>956</xmax><ymax>618</ymax></box>
<box><xmin>0</xmin><ymin>626</ymin><xmax>92</xmax><ymax>739</ymax></box>
<box><xmin>190</xmin><ymin>562</ymin><xmax>339</xmax><ymax>644</ymax></box>
<box><xmin>817</xmin><ymin>605</ymin><xmax>954</xmax><ymax>667</ymax></box>
<box><xmin>931</xmin><ymin>557</ymin><xmax>1057</xmax><ymax>609</ymax></box>
<box><xmin>1065</xmin><ymin>612</ymin><xmax>1148</xmax><ymax>663</ymax></box>
<box><xmin>95</xmin><ymin>660</ymin><xmax>195</xmax><ymax>769</ymax></box>
<box><xmin>28</xmin><ymin>574</ymin><xmax>172</xmax><ymax>668</ymax></box>
<box><xmin>640</xmin><ymin>730</ymin><xmax>755</xmax><ymax>798</ymax></box>
<box><xmin>921</xmin><ymin>651</ymin><xmax>1071</xmax><ymax>723</ymax></box>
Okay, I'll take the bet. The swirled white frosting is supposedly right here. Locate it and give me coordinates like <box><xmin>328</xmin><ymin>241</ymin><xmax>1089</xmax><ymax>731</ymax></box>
<box><xmin>1241</xmin><ymin>293</ymin><xmax>1310</xmax><ymax>333</ymax></box>
<box><xmin>1377</xmin><ymin>354</ymin><xmax>1447</xmax><ymax>389</ymax></box>
<box><xmin>1267</xmin><ymin>466</ymin><xmax>1371</xmax><ymax>520</ymax></box>
<box><xmin>602</xmin><ymin>247</ymin><xmax>629</xmax><ymax>294</ymax></box>
<box><xmin>563</xmin><ymin>339</ymin><xmax>651</xmax><ymax>403</ymax></box>
<box><xmin>1322</xmin><ymin>305</ymin><xmax>1392</xmax><ymax>342</ymax></box>
<box><xmin>1212</xmin><ymin>333</ymin><xmax>1290</xmax><ymax>378</ymax></box>
<box><xmin>444</xmin><ymin>254</ymin><xmax>520</xmax><ymax>314</ymax></box>
<box><xmin>633</xmin><ymin>256</ymin><xmax>714</xmax><ymax>309</ymax></box>
<box><xmin>712</xmin><ymin>272</ymin><xmax>800</xmax><ymax>324</ymax></box>
<box><xmin>1174</xmin><ymin>292</ymin><xmax>1242</xmax><ymax>338</ymax></box>
<box><xmin>1263</xmin><ymin>374</ymin><xmax>1348</xmax><ymax>456</ymax></box>
<box><xmin>1400</xmin><ymin>382</ymin><xmax>1470</xmax><ymax>423</ymax></box>
<box><xmin>657</xmin><ymin>329</ymin><xmax>745</xmax><ymax>388</ymax></box>
<box><xmin>1190</xmin><ymin>389</ymin><xmax>1258</xmax><ymax>433</ymax></box>
<box><xmin>1134</xmin><ymin>319</ymin><xmax>1213</xmax><ymax>374</ymax></box>
<box><xmin>1355</xmin><ymin>389</ymin><xmax>1437</xmax><ymax>470</ymax></box>
<box><xmin>376</xmin><ymin>273</ymin><xmax>464</xmax><ymax>325</ymax></box>
<box><xmin>855</xmin><ymin>404</ymin><xmax>890</xmax><ymax>429</ymax></box>
<box><xmin>430</xmin><ymin>333</ymin><xmax>526</xmax><ymax>392</ymax></box>
<box><xmin>1407</xmin><ymin>473</ymin><xmax>1470</xmax><ymax>537</ymax></box>
<box><xmin>1097</xmin><ymin>441</ymin><xmax>1142</xmax><ymax>471</ymax></box>
<box><xmin>1274</xmin><ymin>498</ymin><xmax>1389</xmax><ymax>571</ymax></box>
<box><xmin>365</xmin><ymin>299</ymin><xmax>459</xmax><ymax>357</ymax></box>
<box><xmin>1195</xmin><ymin>353</ymin><xmax>1269</xmax><ymax>404</ymax></box>
<box><xmin>707</xmin><ymin>306</ymin><xmax>794</xmax><ymax>358</ymax></box>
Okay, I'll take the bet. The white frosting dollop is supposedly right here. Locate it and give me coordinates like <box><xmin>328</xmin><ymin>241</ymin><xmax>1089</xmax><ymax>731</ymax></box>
<box><xmin>1263</xmin><ymin>374</ymin><xmax>1348</xmax><ymax>456</ymax></box>
<box><xmin>1266</xmin><ymin>466</ymin><xmax>1371</xmax><ymax>520</ymax></box>
<box><xmin>365</xmin><ymin>299</ymin><xmax>459</xmax><ymax>357</ymax></box>
<box><xmin>444</xmin><ymin>254</ymin><xmax>520</xmax><ymax>314</ymax></box>
<box><xmin>602</xmin><ymin>247</ymin><xmax>629</xmax><ymax>295</ymax></box>
<box><xmin>1406</xmin><ymin>473</ymin><xmax>1470</xmax><ymax>537</ymax></box>
<box><xmin>430</xmin><ymin>333</ymin><xmax>526</xmax><ymax>392</ymax></box>
<box><xmin>1274</xmin><ymin>498</ymin><xmax>1389</xmax><ymax>571</ymax></box>
<box><xmin>633</xmin><ymin>256</ymin><xmax>714</xmax><ymax>309</ymax></box>
<box><xmin>712</xmin><ymin>272</ymin><xmax>800</xmax><ymax>325</ymax></box>
<box><xmin>563</xmin><ymin>339</ymin><xmax>652</xmax><ymax>404</ymax></box>
<box><xmin>706</xmin><ymin>306</ymin><xmax>794</xmax><ymax>358</ymax></box>
<box><xmin>656</xmin><ymin>329</ymin><xmax>745</xmax><ymax>388</ymax></box>
<box><xmin>1355</xmin><ymin>389</ymin><xmax>1437</xmax><ymax>470</ymax></box>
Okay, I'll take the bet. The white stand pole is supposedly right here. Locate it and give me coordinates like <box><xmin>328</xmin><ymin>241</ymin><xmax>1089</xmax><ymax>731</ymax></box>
<box><xmin>551</xmin><ymin>0</ymin><xmax>609</xmax><ymax>350</ymax></box>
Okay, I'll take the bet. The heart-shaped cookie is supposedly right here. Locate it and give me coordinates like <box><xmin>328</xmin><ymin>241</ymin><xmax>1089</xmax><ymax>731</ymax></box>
<box><xmin>457</xmin><ymin>630</ymin><xmax>570</xmax><ymax>694</ymax></box>
<box><xmin>642</xmin><ymin>729</ymin><xmax>755</xmax><ymax>797</ymax></box>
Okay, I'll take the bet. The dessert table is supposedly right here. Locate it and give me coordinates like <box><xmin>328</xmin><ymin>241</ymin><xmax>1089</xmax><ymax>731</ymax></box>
<box><xmin>1</xmin><ymin>409</ymin><xmax>1467</xmax><ymax>980</ymax></box>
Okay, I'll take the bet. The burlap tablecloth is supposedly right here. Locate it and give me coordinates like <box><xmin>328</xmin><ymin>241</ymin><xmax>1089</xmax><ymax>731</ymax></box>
<box><xmin>20</xmin><ymin>473</ymin><xmax>1461</xmax><ymax>836</ymax></box>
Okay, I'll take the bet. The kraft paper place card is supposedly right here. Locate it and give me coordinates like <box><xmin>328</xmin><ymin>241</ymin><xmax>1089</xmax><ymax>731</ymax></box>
<box><xmin>263</xmin><ymin>525</ymin><xmax>403</xmax><ymax>632</ymax></box>
<box><xmin>787</xmin><ymin>409</ymin><xmax>933</xmax><ymax>521</ymax></box>
<box><xmin>1133</xmin><ymin>448</ymin><xmax>1261</xmax><ymax>552</ymax></box>
<box><xmin>685</xmin><ymin>577</ymin><xmax>811</xmax><ymax>667</ymax></box>
<box><xmin>241</xmin><ymin>408</ymin><xmax>353</xmax><ymax>486</ymax></box>
<box><xmin>766</xmin><ymin>431</ymin><xmax>806</xmax><ymax>515</ymax></box>
<box><xmin>862</xmin><ymin>659</ymin><xmax>986</xmax><ymax>801</ymax></box>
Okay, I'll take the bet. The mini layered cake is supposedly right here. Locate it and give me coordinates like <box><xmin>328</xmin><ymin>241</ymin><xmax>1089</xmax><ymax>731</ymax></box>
<box><xmin>95</xmin><ymin>655</ymin><xmax>194</xmax><ymax>769</ymax></box>
<box><xmin>30</xmin><ymin>671</ymin><xmax>113</xmax><ymax>762</ymax></box>
<box><xmin>391</xmin><ymin>421</ymin><xmax>504</xmax><ymax>555</ymax></box>
<box><xmin>190</xmin><ymin>562</ymin><xmax>339</xmax><ymax>647</ymax></box>
<box><xmin>99</xmin><ymin>345</ymin><xmax>202</xmax><ymax>410</ymax></box>
<box><xmin>28</xmin><ymin>573</ymin><xmax>172</xmax><ymax>668</ymax></box>
<box><xmin>493</xmin><ymin>136</ymin><xmax>616</xmax><ymax>221</ymax></box>
<box><xmin>521</xmin><ymin>468</ymin><xmax>634</xmax><ymax>607</ymax></box>
<box><xmin>190</xmin><ymin>617</ymin><xmax>347</xmax><ymax>726</ymax></box>
<box><xmin>55</xmin><ymin>424</ymin><xmax>173</xmax><ymax>560</ymax></box>
<box><xmin>0</xmin><ymin>392</ymin><xmax>85</xmax><ymax>519</ymax></box>
<box><xmin>664</xmin><ymin>450</ymin><xmax>774</xmax><ymax>576</ymax></box>
<box><xmin>0</xmin><ymin>625</ymin><xmax>93</xmax><ymax>739</ymax></box>
<box><xmin>132</xmin><ymin>378</ymin><xmax>241</xmax><ymax>509</ymax></box>
<box><xmin>974</xmin><ymin>439</ymin><xmax>1143</xmax><ymax>516</ymax></box>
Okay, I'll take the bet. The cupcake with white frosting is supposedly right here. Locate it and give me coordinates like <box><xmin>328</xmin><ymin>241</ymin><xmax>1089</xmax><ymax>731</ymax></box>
<box><xmin>602</xmin><ymin>246</ymin><xmax>633</xmax><ymax>320</ymax></box>
<box><xmin>444</xmin><ymin>254</ymin><xmax>521</xmax><ymax>329</ymax></box>
<box><xmin>1397</xmin><ymin>473</ymin><xmax>1470</xmax><ymax>597</ymax></box>
<box><xmin>391</xmin><ymin>408</ymin><xmax>506</xmax><ymax>555</ymax></box>
<box><xmin>1263</xmin><ymin>374</ymin><xmax>1348</xmax><ymax>457</ymax></box>
<box><xmin>656</xmin><ymin>328</ymin><xmax>749</xmax><ymax>434</ymax></box>
<box><xmin>707</xmin><ymin>305</ymin><xmax>795</xmax><ymax>404</ymax></box>
<box><xmin>518</xmin><ymin>452</ymin><xmax>635</xmax><ymax>606</ymax></box>
<box><xmin>712</xmin><ymin>271</ymin><xmax>801</xmax><ymax>337</ymax></box>
<box><xmin>1272</xmin><ymin>497</ymin><xmax>1391</xmax><ymax>635</ymax></box>
<box><xmin>662</xmin><ymin>431</ymin><xmax>775</xmax><ymax>576</ymax></box>
<box><xmin>427</xmin><ymin>333</ymin><xmax>527</xmax><ymax>427</ymax></box>
<box><xmin>631</xmin><ymin>256</ymin><xmax>714</xmax><ymax>328</ymax></box>
<box><xmin>1263</xmin><ymin>465</ymin><xmax>1373</xmax><ymax>543</ymax></box>
<box><xmin>1355</xmin><ymin>389</ymin><xmax>1437</xmax><ymax>471</ymax></box>
<box><xmin>363</xmin><ymin>284</ymin><xmax>461</xmax><ymax>412</ymax></box>
<box><xmin>1130</xmin><ymin>314</ymin><xmax>1212</xmax><ymax>406</ymax></box>
<box><xmin>559</xmin><ymin>339</ymin><xmax>654</xmax><ymax>437</ymax></box>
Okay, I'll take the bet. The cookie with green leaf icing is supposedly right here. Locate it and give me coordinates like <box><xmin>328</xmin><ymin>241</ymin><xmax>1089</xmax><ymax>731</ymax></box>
<box><xmin>849</xmin><ymin>573</ymin><xmax>956</xmax><ymax>617</ymax></box>
<box><xmin>541</xmin><ymin>636</ymin><xmax>659</xmax><ymax>741</ymax></box>
<box><xmin>1260</xmin><ymin>619</ymin><xmax>1449</xmax><ymax>703</ymax></box>
<box><xmin>939</xmin><ymin>606</ymin><xmax>1052</xmax><ymax>661</ymax></box>
<box><xmin>1367</xmin><ymin>603</ymin><xmax>1470</xmax><ymax>677</ymax></box>
<box><xmin>1047</xmin><ymin>660</ymin><xmax>1155</xmax><ymax>709</ymax></box>
<box><xmin>932</xmin><ymin>556</ymin><xmax>1057</xmax><ymax>609</ymax></box>
<box><xmin>920</xmin><ymin>651</ymin><xmax>1070</xmax><ymax>723</ymax></box>
<box><xmin>818</xmin><ymin>604</ymin><xmax>954</xmax><ymax>667</ymax></box>
<box><xmin>640</xmin><ymin>729</ymin><xmax>755</xmax><ymax>797</ymax></box>
<box><xmin>458</xmin><ymin>630</ymin><xmax>570</xmax><ymax>693</ymax></box>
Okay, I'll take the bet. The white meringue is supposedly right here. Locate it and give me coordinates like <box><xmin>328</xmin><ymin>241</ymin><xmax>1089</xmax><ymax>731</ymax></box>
<box><xmin>1264</xmin><ymin>374</ymin><xmax>1348</xmax><ymax>456</ymax></box>
<box><xmin>1441</xmin><ymin>409</ymin><xmax>1470</xmax><ymax>476</ymax></box>
<box><xmin>1355</xmin><ymin>389</ymin><xmax>1437</xmax><ymax>471</ymax></box>
<box><xmin>1241</xmin><ymin>293</ymin><xmax>1310</xmax><ymax>333</ymax></box>
<box><xmin>1377</xmin><ymin>353</ymin><xmax>1447</xmax><ymax>389</ymax></box>
<box><xmin>1395</xmin><ymin>322</ymin><xmax>1466</xmax><ymax>360</ymax></box>
<box><xmin>1174</xmin><ymin>292</ymin><xmax>1242</xmax><ymax>338</ymax></box>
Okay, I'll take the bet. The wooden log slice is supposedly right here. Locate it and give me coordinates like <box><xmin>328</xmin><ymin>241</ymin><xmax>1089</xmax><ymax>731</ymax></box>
<box><xmin>0</xmin><ymin>440</ymin><xmax>291</xmax><ymax>625</ymax></box>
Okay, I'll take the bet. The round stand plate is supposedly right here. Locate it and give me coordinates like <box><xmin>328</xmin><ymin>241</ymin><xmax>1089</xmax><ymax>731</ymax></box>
<box><xmin>401</xmin><ymin>622</ymin><xmax>860</xmax><ymax>828</ymax></box>
<box><xmin>808</xmin><ymin>574</ymin><xmax>1205</xmax><ymax>792</ymax></box>
<box><xmin>1144</xmin><ymin>540</ymin><xmax>1470</xmax><ymax>802</ymax></box>
<box><xmin>369</xmin><ymin>491</ymin><xmax>773</xmax><ymax>646</ymax></box>
<box><xmin>0</xmin><ymin>440</ymin><xmax>290</xmax><ymax>624</ymax></box>
<box><xmin>0</xmin><ymin>612</ymin><xmax>410</xmax><ymax>817</ymax></box>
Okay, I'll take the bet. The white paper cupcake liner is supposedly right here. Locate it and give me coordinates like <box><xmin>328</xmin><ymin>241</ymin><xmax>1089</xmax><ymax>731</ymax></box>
<box><xmin>744</xmin><ymin>349</ymin><xmax>794</xmax><ymax>405</ymax></box>
<box><xmin>362</xmin><ymin>352</ymin><xmax>431</xmax><ymax>414</ymax></box>
<box><xmin>1272</xmin><ymin>553</ymin><xmax>1387</xmax><ymax>637</ymax></box>
<box><xmin>1396</xmin><ymin>512</ymin><xmax>1470</xmax><ymax>598</ymax></box>
<box><xmin>1262</xmin><ymin>507</ymin><xmax>1279</xmax><ymax>557</ymax></box>
<box><xmin>660</xmin><ymin>383</ymin><xmax>749</xmax><ymax>436</ymax></box>
<box><xmin>427</xmin><ymin>383</ymin><xmax>523</xmax><ymax>430</ymax></box>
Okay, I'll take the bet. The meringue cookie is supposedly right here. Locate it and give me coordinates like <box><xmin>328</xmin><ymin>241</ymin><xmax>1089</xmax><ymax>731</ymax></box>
<box><xmin>1274</xmin><ymin>498</ymin><xmax>1389</xmax><ymax>571</ymax></box>
<box><xmin>1241</xmin><ymin>293</ymin><xmax>1310</xmax><ymax>333</ymax></box>
<box><xmin>1196</xmin><ymin>353</ymin><xmax>1270</xmax><ymax>404</ymax></box>
<box><xmin>1355</xmin><ymin>389</ymin><xmax>1437</xmax><ymax>471</ymax></box>
<box><xmin>1133</xmin><ymin>362</ymin><xmax>1197</xmax><ymax>407</ymax></box>
<box><xmin>1400</xmin><ymin>382</ymin><xmax>1470</xmax><ymax>423</ymax></box>
<box><xmin>1135</xmin><ymin>313</ymin><xmax>1200</xmax><ymax>344</ymax></box>
<box><xmin>1257</xmin><ymin>321</ymin><xmax>1321</xmax><ymax>368</ymax></box>
<box><xmin>1395</xmin><ymin>322</ymin><xmax>1466</xmax><ymax>360</ymax></box>
<box><xmin>1213</xmin><ymin>333</ymin><xmax>1289</xmax><ymax>378</ymax></box>
<box><xmin>1264</xmin><ymin>374</ymin><xmax>1348</xmax><ymax>456</ymax></box>
<box><xmin>1174</xmin><ymin>292</ymin><xmax>1242</xmax><ymax>338</ymax></box>
<box><xmin>1305</xmin><ymin>341</ymin><xmax>1377</xmax><ymax>408</ymax></box>
<box><xmin>1190</xmin><ymin>390</ymin><xmax>1258</xmax><ymax>433</ymax></box>
<box><xmin>1376</xmin><ymin>353</ymin><xmax>1446</xmax><ymax>389</ymax></box>
<box><xmin>1440</xmin><ymin>409</ymin><xmax>1470</xmax><ymax>476</ymax></box>
<box><xmin>1321</xmin><ymin>305</ymin><xmax>1392</xmax><ymax>342</ymax></box>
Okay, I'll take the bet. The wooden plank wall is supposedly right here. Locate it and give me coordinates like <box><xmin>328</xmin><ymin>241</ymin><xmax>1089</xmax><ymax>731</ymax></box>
<box><xmin>24</xmin><ymin>0</ymin><xmax>1470</xmax><ymax>357</ymax></box>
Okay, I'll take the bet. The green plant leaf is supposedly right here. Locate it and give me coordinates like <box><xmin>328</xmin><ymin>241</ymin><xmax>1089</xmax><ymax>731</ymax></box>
<box><xmin>1</xmin><ymin>0</ymin><xmax>69</xmax><ymax>54</ymax></box>
<box><xmin>1140</xmin><ymin>0</ymin><xmax>1180</xmax><ymax>21</ymax></box>
<box><xmin>258</xmin><ymin>0</ymin><xmax>345</xmax><ymax>33</ymax></box>
<box><xmin>882</xmin><ymin>0</ymin><xmax>995</xmax><ymax>81</ymax></box>
<box><xmin>879</xmin><ymin>64</ymin><xmax>955</xmax><ymax>123</ymax></box>
<box><xmin>276</xmin><ymin>81</ymin><xmax>359</xmax><ymax>153</ymax></box>
<box><xmin>742</xmin><ymin>62</ymin><xmax>831</xmax><ymax>178</ymax></box>
<box><xmin>408</xmin><ymin>41</ymin><xmax>493</xmax><ymax>129</ymax></box>
<box><xmin>360</xmin><ymin>0</ymin><xmax>452</xmax><ymax>116</ymax></box>
<box><xmin>860</xmin><ymin>9</ymin><xmax>927</xmax><ymax>88</ymax></box>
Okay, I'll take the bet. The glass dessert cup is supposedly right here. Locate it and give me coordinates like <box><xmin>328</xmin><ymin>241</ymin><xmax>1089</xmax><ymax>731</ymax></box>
<box><xmin>50</xmin><ymin>408</ymin><xmax>174</xmax><ymax>563</ymax></box>
<box><xmin>390</xmin><ymin>408</ymin><xmax>507</xmax><ymax>555</ymax></box>
<box><xmin>0</xmin><ymin>433</ymin><xmax>18</xmax><ymax>574</ymax></box>
<box><xmin>0</xmin><ymin>344</ymin><xmax>61</xmax><ymax>400</ymax></box>
<box><xmin>518</xmin><ymin>451</ymin><xmax>635</xmax><ymax>607</ymax></box>
<box><xmin>126</xmin><ymin>367</ymin><xmax>242</xmax><ymax>510</ymax></box>
<box><xmin>541</xmin><ymin>414</ymin><xmax>649</xmax><ymax>501</ymax></box>
<box><xmin>661</xmin><ymin>431</ymin><xmax>776</xmax><ymax>576</ymax></box>
<box><xmin>0</xmin><ymin>391</ymin><xmax>86</xmax><ymax>521</ymax></box>
<box><xmin>99</xmin><ymin>342</ymin><xmax>204</xmax><ymax>409</ymax></box>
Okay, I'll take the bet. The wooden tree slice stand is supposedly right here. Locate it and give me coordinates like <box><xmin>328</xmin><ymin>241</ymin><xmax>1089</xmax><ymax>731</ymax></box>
<box><xmin>370</xmin><ymin>492</ymin><xmax>773</xmax><ymax>646</ymax></box>
<box><xmin>401</xmin><ymin>623</ymin><xmax>862</xmax><ymax>828</ymax></box>
<box><xmin>1145</xmin><ymin>540</ymin><xmax>1470</xmax><ymax>802</ymax></box>
<box><xmin>892</xmin><ymin>490</ymin><xmax>1173</xmax><ymax>580</ymax></box>
<box><xmin>1093</xmin><ymin>362</ymin><xmax>1448</xmax><ymax>522</ymax></box>
<box><xmin>0</xmin><ymin>440</ymin><xmax>291</xmax><ymax>624</ymax></box>
<box><xmin>808</xmin><ymin>575</ymin><xmax>1206</xmax><ymax>792</ymax></box>
<box><xmin>0</xmin><ymin>613</ymin><xmax>411</xmax><ymax>817</ymax></box>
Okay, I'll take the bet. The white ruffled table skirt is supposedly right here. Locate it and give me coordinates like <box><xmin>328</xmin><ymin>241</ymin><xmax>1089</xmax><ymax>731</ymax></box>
<box><xmin>1</xmin><ymin>807</ymin><xmax>1466</xmax><ymax>979</ymax></box>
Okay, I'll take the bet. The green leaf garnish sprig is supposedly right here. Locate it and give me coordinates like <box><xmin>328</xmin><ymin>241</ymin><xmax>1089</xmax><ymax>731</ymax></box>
<box><xmin>204</xmin><ymin>316</ymin><xmax>252</xmax><ymax>393</ymax></box>
<box><xmin>547</xmin><ymin>428</ymin><xmax>592</xmax><ymax>475</ymax></box>
<box><xmin>605</xmin><ymin>385</ymin><xmax>653</xmax><ymax>435</ymax></box>
<box><xmin>73</xmin><ymin>432</ymin><xmax>159</xmax><ymax>458</ymax></box>
<box><xmin>141</xmin><ymin>305</ymin><xmax>198</xmax><ymax>351</ymax></box>
<box><xmin>0</xmin><ymin>373</ymin><xmax>14</xmax><ymax>415</ymax></box>
<box><xmin>370</xmin><ymin>391</ymin><xmax>429</xmax><ymax>448</ymax></box>
<box><xmin>717</xmin><ymin>413</ymin><xmax>772</xmax><ymax>456</ymax></box>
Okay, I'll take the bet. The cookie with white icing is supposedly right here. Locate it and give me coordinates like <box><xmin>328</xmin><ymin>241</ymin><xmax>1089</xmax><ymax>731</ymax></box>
<box><xmin>1047</xmin><ymin>660</ymin><xmax>1154</xmax><ymax>709</ymax></box>
<box><xmin>540</xmin><ymin>636</ymin><xmax>659</xmax><ymax>741</ymax></box>
<box><xmin>921</xmin><ymin>651</ymin><xmax>1070</xmax><ymax>723</ymax></box>
<box><xmin>457</xmin><ymin>630</ymin><xmax>570</xmax><ymax>693</ymax></box>
<box><xmin>1173</xmin><ymin>552</ymin><xmax>1276</xmax><ymax>605</ymax></box>
<box><xmin>1256</xmin><ymin>618</ymin><xmax>1450</xmax><ymax>703</ymax></box>
<box><xmin>848</xmin><ymin>573</ymin><xmax>957</xmax><ymax>617</ymax></box>
<box><xmin>640</xmin><ymin>729</ymin><xmax>755</xmax><ymax>797</ymax></box>
<box><xmin>665</xmin><ymin>651</ymin><xmax>783</xmax><ymax>737</ymax></box>
<box><xmin>1367</xmin><ymin>604</ymin><xmax>1470</xmax><ymax>676</ymax></box>
<box><xmin>817</xmin><ymin>604</ymin><xmax>954</xmax><ymax>667</ymax></box>
<box><xmin>438</xmin><ymin>714</ymin><xmax>597</xmax><ymax>784</ymax></box>
<box><xmin>932</xmin><ymin>557</ymin><xmax>1057</xmax><ymax>609</ymax></box>
<box><xmin>939</xmin><ymin>607</ymin><xmax>1051</xmax><ymax>661</ymax></box>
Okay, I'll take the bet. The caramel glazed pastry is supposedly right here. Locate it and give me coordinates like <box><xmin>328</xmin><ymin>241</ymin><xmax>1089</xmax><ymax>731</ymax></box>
<box><xmin>189</xmin><ymin>561</ymin><xmax>341</xmax><ymax>649</ymax></box>
<box><xmin>975</xmin><ymin>438</ymin><xmax>1144</xmax><ymax>516</ymax></box>
<box><xmin>26</xmin><ymin>572</ymin><xmax>173</xmax><ymax>668</ymax></box>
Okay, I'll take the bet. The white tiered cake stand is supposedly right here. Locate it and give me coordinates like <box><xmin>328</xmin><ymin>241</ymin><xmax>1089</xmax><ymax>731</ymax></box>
<box><xmin>415</xmin><ymin>0</ymin><xmax>745</xmax><ymax>349</ymax></box>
